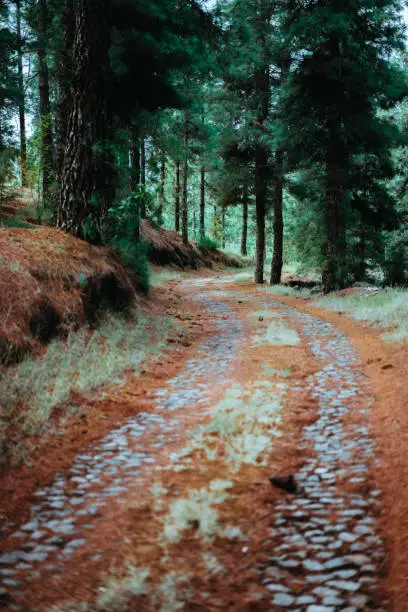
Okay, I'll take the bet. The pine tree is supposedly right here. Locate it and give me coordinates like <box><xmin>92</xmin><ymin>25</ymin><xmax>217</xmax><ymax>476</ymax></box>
<box><xmin>57</xmin><ymin>0</ymin><xmax>112</xmax><ymax>238</ymax></box>
<box><xmin>284</xmin><ymin>0</ymin><xmax>406</xmax><ymax>292</ymax></box>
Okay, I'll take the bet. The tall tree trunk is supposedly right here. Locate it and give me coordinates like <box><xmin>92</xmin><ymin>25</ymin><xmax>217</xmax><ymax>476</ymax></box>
<box><xmin>140</xmin><ymin>139</ymin><xmax>146</xmax><ymax>217</ymax></box>
<box><xmin>158</xmin><ymin>150</ymin><xmax>165</xmax><ymax>224</ymax></box>
<box><xmin>254</xmin><ymin>61</ymin><xmax>270</xmax><ymax>284</ymax></box>
<box><xmin>200</xmin><ymin>166</ymin><xmax>205</xmax><ymax>238</ymax></box>
<box><xmin>271</xmin><ymin>57</ymin><xmax>290</xmax><ymax>285</ymax></box>
<box><xmin>57</xmin><ymin>0</ymin><xmax>112</xmax><ymax>239</ymax></box>
<box><xmin>222</xmin><ymin>205</ymin><xmax>226</xmax><ymax>249</ymax></box>
<box><xmin>129</xmin><ymin>127</ymin><xmax>140</xmax><ymax>191</ymax></box>
<box><xmin>174</xmin><ymin>160</ymin><xmax>180</xmax><ymax>231</ymax></box>
<box><xmin>270</xmin><ymin>148</ymin><xmax>284</xmax><ymax>284</ymax></box>
<box><xmin>181</xmin><ymin>111</ymin><xmax>189</xmax><ymax>245</ymax></box>
<box><xmin>255</xmin><ymin>143</ymin><xmax>267</xmax><ymax>284</ymax></box>
<box><xmin>38</xmin><ymin>0</ymin><xmax>54</xmax><ymax>204</ymax></box>
<box><xmin>241</xmin><ymin>186</ymin><xmax>248</xmax><ymax>257</ymax></box>
<box><xmin>323</xmin><ymin>148</ymin><xmax>347</xmax><ymax>293</ymax></box>
<box><xmin>55</xmin><ymin>0</ymin><xmax>74</xmax><ymax>185</ymax></box>
<box><xmin>16</xmin><ymin>0</ymin><xmax>27</xmax><ymax>187</ymax></box>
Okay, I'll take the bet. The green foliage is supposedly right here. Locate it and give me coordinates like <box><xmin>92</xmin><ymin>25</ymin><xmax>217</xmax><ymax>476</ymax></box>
<box><xmin>197</xmin><ymin>235</ymin><xmax>219</xmax><ymax>251</ymax></box>
<box><xmin>106</xmin><ymin>191</ymin><xmax>150</xmax><ymax>292</ymax></box>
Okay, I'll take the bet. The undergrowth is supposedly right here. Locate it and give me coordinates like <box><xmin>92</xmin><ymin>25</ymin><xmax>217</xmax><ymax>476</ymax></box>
<box><xmin>315</xmin><ymin>288</ymin><xmax>408</xmax><ymax>342</ymax></box>
<box><xmin>0</xmin><ymin>311</ymin><xmax>176</xmax><ymax>465</ymax></box>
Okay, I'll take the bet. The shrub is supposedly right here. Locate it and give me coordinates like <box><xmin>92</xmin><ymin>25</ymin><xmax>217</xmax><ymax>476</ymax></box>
<box><xmin>197</xmin><ymin>235</ymin><xmax>219</xmax><ymax>251</ymax></box>
<box><xmin>106</xmin><ymin>191</ymin><xmax>150</xmax><ymax>293</ymax></box>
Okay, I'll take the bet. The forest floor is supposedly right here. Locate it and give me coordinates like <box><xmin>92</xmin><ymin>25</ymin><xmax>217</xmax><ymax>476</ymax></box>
<box><xmin>0</xmin><ymin>271</ymin><xmax>407</xmax><ymax>611</ymax></box>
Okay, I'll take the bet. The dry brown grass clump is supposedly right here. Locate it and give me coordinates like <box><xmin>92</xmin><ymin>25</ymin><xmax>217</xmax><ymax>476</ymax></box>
<box><xmin>141</xmin><ymin>219</ymin><xmax>247</xmax><ymax>270</ymax></box>
<box><xmin>0</xmin><ymin>227</ymin><xmax>137</xmax><ymax>364</ymax></box>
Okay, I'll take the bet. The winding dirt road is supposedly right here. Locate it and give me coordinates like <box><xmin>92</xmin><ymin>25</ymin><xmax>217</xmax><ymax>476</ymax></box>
<box><xmin>0</xmin><ymin>274</ymin><xmax>398</xmax><ymax>611</ymax></box>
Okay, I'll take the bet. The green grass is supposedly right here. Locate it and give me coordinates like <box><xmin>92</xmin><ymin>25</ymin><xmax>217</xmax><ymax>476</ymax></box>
<box><xmin>0</xmin><ymin>310</ymin><xmax>177</xmax><ymax>464</ymax></box>
<box><xmin>315</xmin><ymin>288</ymin><xmax>408</xmax><ymax>342</ymax></box>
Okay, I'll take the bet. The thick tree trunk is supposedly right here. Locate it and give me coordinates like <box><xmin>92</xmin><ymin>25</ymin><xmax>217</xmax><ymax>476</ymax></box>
<box><xmin>174</xmin><ymin>160</ymin><xmax>180</xmax><ymax>231</ymax></box>
<box><xmin>129</xmin><ymin>127</ymin><xmax>140</xmax><ymax>191</ymax></box>
<box><xmin>271</xmin><ymin>149</ymin><xmax>284</xmax><ymax>284</ymax></box>
<box><xmin>200</xmin><ymin>166</ymin><xmax>205</xmax><ymax>238</ymax></box>
<box><xmin>158</xmin><ymin>150</ymin><xmax>165</xmax><ymax>224</ymax></box>
<box><xmin>38</xmin><ymin>0</ymin><xmax>54</xmax><ymax>204</ymax></box>
<box><xmin>16</xmin><ymin>0</ymin><xmax>27</xmax><ymax>187</ymax></box>
<box><xmin>241</xmin><ymin>188</ymin><xmax>248</xmax><ymax>257</ymax></box>
<box><xmin>55</xmin><ymin>0</ymin><xmax>74</xmax><ymax>185</ymax></box>
<box><xmin>58</xmin><ymin>0</ymin><xmax>112</xmax><ymax>239</ymax></box>
<box><xmin>140</xmin><ymin>139</ymin><xmax>146</xmax><ymax>217</ymax></box>
<box><xmin>181</xmin><ymin>112</ymin><xmax>189</xmax><ymax>245</ymax></box>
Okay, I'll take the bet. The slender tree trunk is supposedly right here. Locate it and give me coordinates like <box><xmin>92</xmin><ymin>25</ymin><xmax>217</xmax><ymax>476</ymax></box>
<box><xmin>158</xmin><ymin>150</ymin><xmax>165</xmax><ymax>224</ymax></box>
<box><xmin>55</xmin><ymin>0</ymin><xmax>74</xmax><ymax>185</ymax></box>
<box><xmin>129</xmin><ymin>127</ymin><xmax>140</xmax><ymax>191</ymax></box>
<box><xmin>222</xmin><ymin>205</ymin><xmax>226</xmax><ymax>249</ymax></box>
<box><xmin>255</xmin><ymin>144</ymin><xmax>267</xmax><ymax>284</ymax></box>
<box><xmin>181</xmin><ymin>111</ymin><xmax>189</xmax><ymax>245</ymax></box>
<box><xmin>38</xmin><ymin>0</ymin><xmax>54</xmax><ymax>204</ymax></box>
<box><xmin>16</xmin><ymin>0</ymin><xmax>27</xmax><ymax>187</ymax></box>
<box><xmin>174</xmin><ymin>160</ymin><xmax>180</xmax><ymax>231</ymax></box>
<box><xmin>57</xmin><ymin>0</ymin><xmax>112</xmax><ymax>238</ymax></box>
<box><xmin>213</xmin><ymin>204</ymin><xmax>217</xmax><ymax>239</ymax></box>
<box><xmin>254</xmin><ymin>60</ymin><xmax>270</xmax><ymax>284</ymax></box>
<box><xmin>241</xmin><ymin>187</ymin><xmax>248</xmax><ymax>257</ymax></box>
<box><xmin>140</xmin><ymin>139</ymin><xmax>146</xmax><ymax>217</ymax></box>
<box><xmin>271</xmin><ymin>149</ymin><xmax>284</xmax><ymax>284</ymax></box>
<box><xmin>200</xmin><ymin>166</ymin><xmax>205</xmax><ymax>238</ymax></box>
<box><xmin>357</xmin><ymin>224</ymin><xmax>366</xmax><ymax>281</ymax></box>
<box><xmin>271</xmin><ymin>57</ymin><xmax>290</xmax><ymax>285</ymax></box>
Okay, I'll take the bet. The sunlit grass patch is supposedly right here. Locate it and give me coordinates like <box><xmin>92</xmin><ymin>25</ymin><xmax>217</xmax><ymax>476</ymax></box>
<box><xmin>150</xmin><ymin>268</ymin><xmax>186</xmax><ymax>287</ymax></box>
<box><xmin>96</xmin><ymin>566</ymin><xmax>150</xmax><ymax>611</ymax></box>
<box><xmin>315</xmin><ymin>288</ymin><xmax>408</xmax><ymax>342</ymax></box>
<box><xmin>254</xmin><ymin>321</ymin><xmax>300</xmax><ymax>346</ymax></box>
<box><xmin>171</xmin><ymin>381</ymin><xmax>285</xmax><ymax>472</ymax></box>
<box><xmin>160</xmin><ymin>480</ymin><xmax>241</xmax><ymax>544</ymax></box>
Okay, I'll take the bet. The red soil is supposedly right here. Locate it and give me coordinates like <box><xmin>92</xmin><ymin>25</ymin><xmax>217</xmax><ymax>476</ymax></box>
<box><xmin>1</xmin><ymin>277</ymin><xmax>408</xmax><ymax>610</ymax></box>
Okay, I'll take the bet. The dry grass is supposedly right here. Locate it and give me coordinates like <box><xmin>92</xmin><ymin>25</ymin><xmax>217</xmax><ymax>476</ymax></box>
<box><xmin>0</xmin><ymin>310</ymin><xmax>175</xmax><ymax>465</ymax></box>
<box><xmin>141</xmin><ymin>220</ymin><xmax>248</xmax><ymax>270</ymax></box>
<box><xmin>315</xmin><ymin>288</ymin><xmax>408</xmax><ymax>342</ymax></box>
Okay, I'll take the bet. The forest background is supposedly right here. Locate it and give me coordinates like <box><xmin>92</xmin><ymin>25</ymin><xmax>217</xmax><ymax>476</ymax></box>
<box><xmin>1</xmin><ymin>0</ymin><xmax>408</xmax><ymax>292</ymax></box>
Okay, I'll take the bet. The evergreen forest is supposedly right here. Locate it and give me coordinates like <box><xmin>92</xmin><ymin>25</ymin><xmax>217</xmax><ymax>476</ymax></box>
<box><xmin>0</xmin><ymin>0</ymin><xmax>407</xmax><ymax>291</ymax></box>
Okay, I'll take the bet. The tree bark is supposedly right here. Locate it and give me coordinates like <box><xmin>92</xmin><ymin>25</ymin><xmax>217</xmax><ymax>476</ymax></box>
<box><xmin>174</xmin><ymin>160</ymin><xmax>180</xmax><ymax>231</ymax></box>
<box><xmin>200</xmin><ymin>166</ymin><xmax>205</xmax><ymax>238</ymax></box>
<box><xmin>129</xmin><ymin>127</ymin><xmax>140</xmax><ymax>191</ymax></box>
<box><xmin>241</xmin><ymin>187</ymin><xmax>248</xmax><ymax>257</ymax></box>
<box><xmin>254</xmin><ymin>58</ymin><xmax>270</xmax><ymax>284</ymax></box>
<box><xmin>255</xmin><ymin>143</ymin><xmax>267</xmax><ymax>284</ymax></box>
<box><xmin>158</xmin><ymin>149</ymin><xmax>165</xmax><ymax>224</ymax></box>
<box><xmin>222</xmin><ymin>205</ymin><xmax>226</xmax><ymax>249</ymax></box>
<box><xmin>16</xmin><ymin>0</ymin><xmax>27</xmax><ymax>187</ymax></box>
<box><xmin>140</xmin><ymin>138</ymin><xmax>146</xmax><ymax>217</ymax></box>
<box><xmin>57</xmin><ymin>0</ymin><xmax>112</xmax><ymax>239</ymax></box>
<box><xmin>38</xmin><ymin>0</ymin><xmax>54</xmax><ymax>204</ymax></box>
<box><xmin>270</xmin><ymin>148</ymin><xmax>284</xmax><ymax>284</ymax></box>
<box><xmin>270</xmin><ymin>57</ymin><xmax>290</xmax><ymax>285</ymax></box>
<box><xmin>55</xmin><ymin>0</ymin><xmax>74</xmax><ymax>185</ymax></box>
<box><xmin>181</xmin><ymin>111</ymin><xmax>189</xmax><ymax>245</ymax></box>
